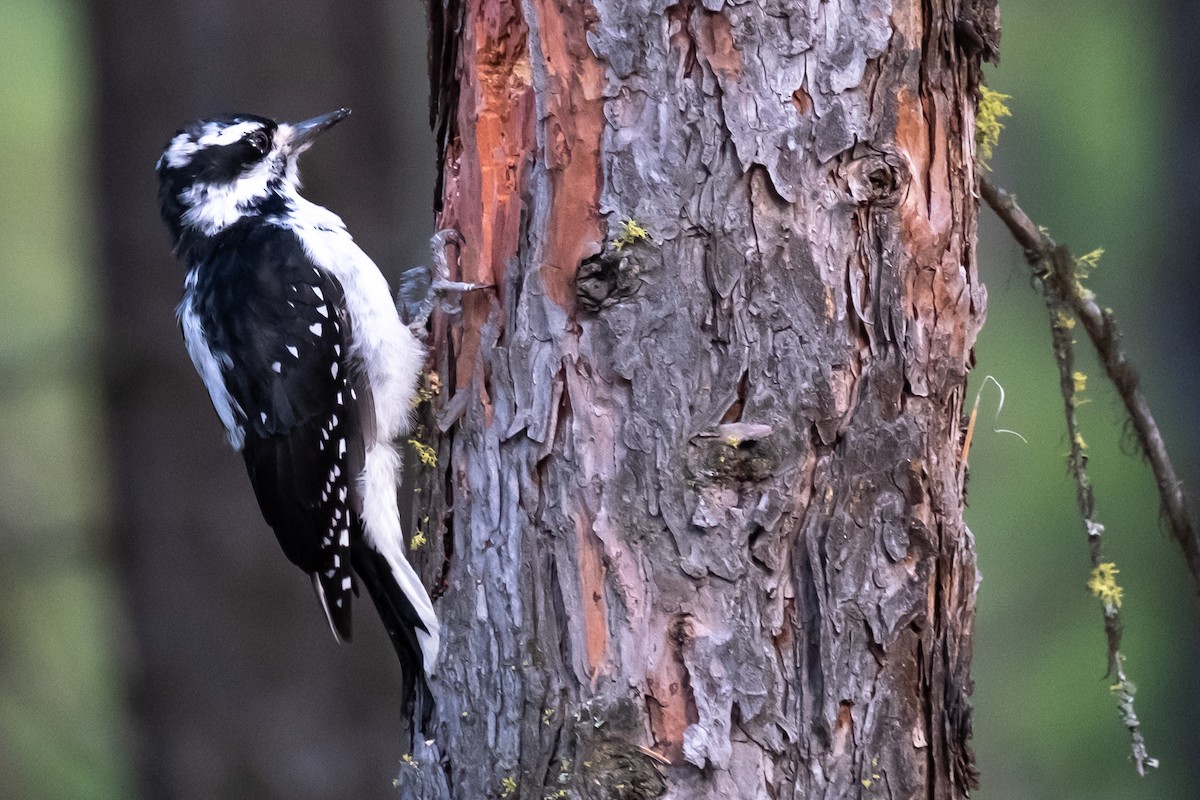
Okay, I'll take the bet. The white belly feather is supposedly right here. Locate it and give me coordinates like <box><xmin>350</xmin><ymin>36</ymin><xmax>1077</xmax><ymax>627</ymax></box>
<box><xmin>283</xmin><ymin>198</ymin><xmax>439</xmax><ymax>670</ymax></box>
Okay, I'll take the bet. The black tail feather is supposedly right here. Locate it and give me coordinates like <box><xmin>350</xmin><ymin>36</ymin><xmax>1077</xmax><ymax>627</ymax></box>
<box><xmin>349</xmin><ymin>534</ymin><xmax>434</xmax><ymax>742</ymax></box>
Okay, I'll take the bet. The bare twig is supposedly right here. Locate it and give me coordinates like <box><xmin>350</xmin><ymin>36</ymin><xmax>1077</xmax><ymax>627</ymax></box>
<box><xmin>1041</xmin><ymin>259</ymin><xmax>1157</xmax><ymax>774</ymax></box>
<box><xmin>979</xmin><ymin>176</ymin><xmax>1173</xmax><ymax>774</ymax></box>
<box><xmin>980</xmin><ymin>176</ymin><xmax>1200</xmax><ymax>595</ymax></box>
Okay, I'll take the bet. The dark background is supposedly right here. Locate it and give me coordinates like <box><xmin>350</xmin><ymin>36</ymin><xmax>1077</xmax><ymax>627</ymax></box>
<box><xmin>0</xmin><ymin>0</ymin><xmax>1195</xmax><ymax>798</ymax></box>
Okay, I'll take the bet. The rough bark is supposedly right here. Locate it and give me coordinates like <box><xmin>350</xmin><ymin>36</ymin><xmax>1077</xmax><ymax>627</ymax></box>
<box><xmin>405</xmin><ymin>0</ymin><xmax>988</xmax><ymax>798</ymax></box>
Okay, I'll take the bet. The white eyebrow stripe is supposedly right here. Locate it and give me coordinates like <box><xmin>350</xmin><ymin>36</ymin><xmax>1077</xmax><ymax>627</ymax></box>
<box><xmin>163</xmin><ymin>134</ymin><xmax>199</xmax><ymax>168</ymax></box>
<box><xmin>197</xmin><ymin>121</ymin><xmax>262</xmax><ymax>147</ymax></box>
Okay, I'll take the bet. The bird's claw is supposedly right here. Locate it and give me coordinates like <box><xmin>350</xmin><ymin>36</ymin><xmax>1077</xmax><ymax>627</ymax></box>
<box><xmin>397</xmin><ymin>229</ymin><xmax>490</xmax><ymax>334</ymax></box>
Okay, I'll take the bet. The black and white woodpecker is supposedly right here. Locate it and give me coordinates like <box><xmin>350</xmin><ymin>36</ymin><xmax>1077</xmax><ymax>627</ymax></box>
<box><xmin>156</xmin><ymin>109</ymin><xmax>438</xmax><ymax>727</ymax></box>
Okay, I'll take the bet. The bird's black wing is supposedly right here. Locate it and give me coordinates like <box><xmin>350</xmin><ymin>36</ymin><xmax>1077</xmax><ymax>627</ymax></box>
<box><xmin>190</xmin><ymin>223</ymin><xmax>373</xmax><ymax>641</ymax></box>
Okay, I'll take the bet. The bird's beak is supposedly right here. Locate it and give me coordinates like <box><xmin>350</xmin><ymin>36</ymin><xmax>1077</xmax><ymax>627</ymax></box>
<box><xmin>287</xmin><ymin>108</ymin><xmax>351</xmax><ymax>154</ymax></box>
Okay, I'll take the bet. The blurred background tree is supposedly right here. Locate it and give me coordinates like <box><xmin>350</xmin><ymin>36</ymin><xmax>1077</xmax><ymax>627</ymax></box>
<box><xmin>0</xmin><ymin>0</ymin><xmax>1194</xmax><ymax>798</ymax></box>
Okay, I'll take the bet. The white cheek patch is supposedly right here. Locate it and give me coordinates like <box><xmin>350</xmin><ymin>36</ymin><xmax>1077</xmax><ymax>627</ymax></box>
<box><xmin>180</xmin><ymin>157</ymin><xmax>276</xmax><ymax>235</ymax></box>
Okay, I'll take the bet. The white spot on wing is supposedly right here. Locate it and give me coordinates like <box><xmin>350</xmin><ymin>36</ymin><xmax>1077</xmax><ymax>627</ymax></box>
<box><xmin>271</xmin><ymin>361</ymin><xmax>281</xmax><ymax>373</ymax></box>
<box><xmin>281</xmin><ymin>196</ymin><xmax>437</xmax><ymax>669</ymax></box>
<box><xmin>286</xmin><ymin>345</ymin><xmax>299</xmax><ymax>358</ymax></box>
<box><xmin>309</xmin><ymin>322</ymin><xmax>322</xmax><ymax>337</ymax></box>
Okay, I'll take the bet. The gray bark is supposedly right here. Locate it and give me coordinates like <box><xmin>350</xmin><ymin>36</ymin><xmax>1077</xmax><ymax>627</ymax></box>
<box><xmin>405</xmin><ymin>0</ymin><xmax>988</xmax><ymax>798</ymax></box>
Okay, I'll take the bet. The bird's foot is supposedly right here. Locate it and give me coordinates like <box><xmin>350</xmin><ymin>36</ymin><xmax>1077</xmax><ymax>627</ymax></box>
<box><xmin>397</xmin><ymin>229</ymin><xmax>491</xmax><ymax>333</ymax></box>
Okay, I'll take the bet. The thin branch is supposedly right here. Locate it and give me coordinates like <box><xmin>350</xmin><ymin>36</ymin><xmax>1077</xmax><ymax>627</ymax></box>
<box><xmin>1041</xmin><ymin>258</ymin><xmax>1156</xmax><ymax>774</ymax></box>
<box><xmin>980</xmin><ymin>175</ymin><xmax>1177</xmax><ymax>775</ymax></box>
<box><xmin>980</xmin><ymin>176</ymin><xmax>1200</xmax><ymax>596</ymax></box>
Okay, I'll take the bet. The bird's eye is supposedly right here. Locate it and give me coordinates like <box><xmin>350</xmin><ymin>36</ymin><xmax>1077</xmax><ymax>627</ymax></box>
<box><xmin>245</xmin><ymin>130</ymin><xmax>270</xmax><ymax>155</ymax></box>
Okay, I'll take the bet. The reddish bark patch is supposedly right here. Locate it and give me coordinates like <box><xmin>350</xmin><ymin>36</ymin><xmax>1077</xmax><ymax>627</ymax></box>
<box><xmin>437</xmin><ymin>0</ymin><xmax>535</xmax><ymax>387</ymax></box>
<box><xmin>527</xmin><ymin>0</ymin><xmax>607</xmax><ymax>311</ymax></box>
<box><xmin>894</xmin><ymin>86</ymin><xmax>933</xmax><ymax>251</ymax></box>
<box><xmin>696</xmin><ymin>9</ymin><xmax>739</xmax><ymax>79</ymax></box>
<box><xmin>831</xmin><ymin>701</ymin><xmax>855</xmax><ymax>758</ymax></box>
<box><xmin>791</xmin><ymin>86</ymin><xmax>813</xmax><ymax>116</ymax></box>
<box><xmin>645</xmin><ymin>618</ymin><xmax>700</xmax><ymax>762</ymax></box>
<box><xmin>698</xmin><ymin>10</ymin><xmax>741</xmax><ymax>80</ymax></box>
<box><xmin>895</xmin><ymin>81</ymin><xmax>974</xmax><ymax>392</ymax></box>
<box><xmin>572</xmin><ymin>510</ymin><xmax>610</xmax><ymax>680</ymax></box>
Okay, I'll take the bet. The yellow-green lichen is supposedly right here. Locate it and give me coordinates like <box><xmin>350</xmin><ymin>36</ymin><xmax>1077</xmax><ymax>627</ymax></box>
<box><xmin>408</xmin><ymin>438</ymin><xmax>438</xmax><ymax>467</ymax></box>
<box><xmin>1089</xmin><ymin>562</ymin><xmax>1125</xmax><ymax>609</ymax></box>
<box><xmin>975</xmin><ymin>86</ymin><xmax>1012</xmax><ymax>170</ymax></box>
<box><xmin>1052</xmin><ymin>309</ymin><xmax>1076</xmax><ymax>331</ymax></box>
<box><xmin>411</xmin><ymin>371</ymin><xmax>441</xmax><ymax>407</ymax></box>
<box><xmin>410</xmin><ymin>527</ymin><xmax>427</xmax><ymax>550</ymax></box>
<box><xmin>613</xmin><ymin>218</ymin><xmax>649</xmax><ymax>251</ymax></box>
<box><xmin>1075</xmin><ymin>247</ymin><xmax>1104</xmax><ymax>274</ymax></box>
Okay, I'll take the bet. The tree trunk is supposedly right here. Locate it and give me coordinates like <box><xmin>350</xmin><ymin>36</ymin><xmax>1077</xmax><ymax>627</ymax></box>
<box><xmin>405</xmin><ymin>0</ymin><xmax>988</xmax><ymax>798</ymax></box>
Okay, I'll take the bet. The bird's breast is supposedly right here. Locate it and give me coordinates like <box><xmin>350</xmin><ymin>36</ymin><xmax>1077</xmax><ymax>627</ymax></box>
<box><xmin>284</xmin><ymin>212</ymin><xmax>424</xmax><ymax>442</ymax></box>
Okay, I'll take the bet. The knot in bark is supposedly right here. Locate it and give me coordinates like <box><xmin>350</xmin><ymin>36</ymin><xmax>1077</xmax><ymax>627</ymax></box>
<box><xmin>840</xmin><ymin>149</ymin><xmax>908</xmax><ymax>207</ymax></box>
<box><xmin>575</xmin><ymin>698</ymin><xmax>667</xmax><ymax>799</ymax></box>
<box><xmin>576</xmin><ymin>251</ymin><xmax>640</xmax><ymax>312</ymax></box>
<box><xmin>687</xmin><ymin>423</ymin><xmax>778</xmax><ymax>484</ymax></box>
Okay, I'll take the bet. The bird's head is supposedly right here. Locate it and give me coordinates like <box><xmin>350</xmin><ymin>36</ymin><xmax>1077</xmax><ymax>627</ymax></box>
<box><xmin>157</xmin><ymin>108</ymin><xmax>350</xmax><ymax>244</ymax></box>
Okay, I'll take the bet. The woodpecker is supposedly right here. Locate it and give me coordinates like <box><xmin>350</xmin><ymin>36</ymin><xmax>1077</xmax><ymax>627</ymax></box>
<box><xmin>156</xmin><ymin>109</ymin><xmax>438</xmax><ymax>730</ymax></box>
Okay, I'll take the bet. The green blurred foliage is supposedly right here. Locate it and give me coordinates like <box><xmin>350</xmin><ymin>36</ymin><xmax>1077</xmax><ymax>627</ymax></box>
<box><xmin>0</xmin><ymin>0</ymin><xmax>132</xmax><ymax>797</ymax></box>
<box><xmin>0</xmin><ymin>0</ymin><xmax>1195</xmax><ymax>798</ymax></box>
<box><xmin>969</xmin><ymin>2</ymin><xmax>1199</xmax><ymax>799</ymax></box>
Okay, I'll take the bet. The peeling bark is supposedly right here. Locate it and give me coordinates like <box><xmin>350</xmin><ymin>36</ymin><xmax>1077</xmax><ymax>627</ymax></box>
<box><xmin>405</xmin><ymin>1</ymin><xmax>987</xmax><ymax>797</ymax></box>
